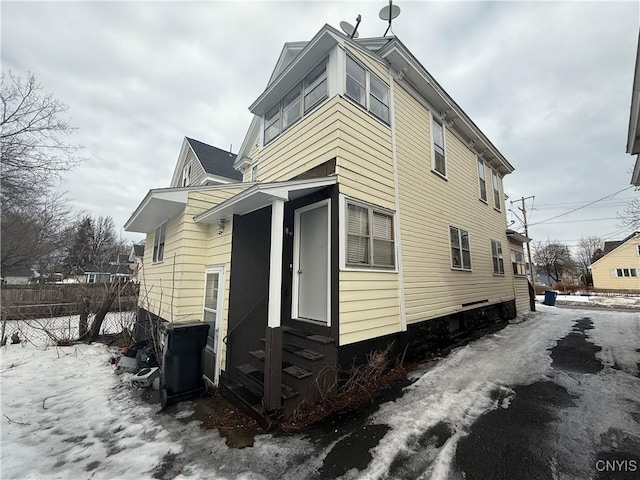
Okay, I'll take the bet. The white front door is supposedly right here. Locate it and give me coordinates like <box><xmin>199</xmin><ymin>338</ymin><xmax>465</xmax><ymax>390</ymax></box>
<box><xmin>202</xmin><ymin>266</ymin><xmax>225</xmax><ymax>385</ymax></box>
<box><xmin>293</xmin><ymin>200</ymin><xmax>330</xmax><ymax>324</ymax></box>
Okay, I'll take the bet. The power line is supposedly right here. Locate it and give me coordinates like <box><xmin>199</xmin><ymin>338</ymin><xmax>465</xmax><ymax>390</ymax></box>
<box><xmin>532</xmin><ymin>196</ymin><xmax>637</xmax><ymax>208</ymax></box>
<box><xmin>539</xmin><ymin>217</ymin><xmax>626</xmax><ymax>225</ymax></box>
<box><xmin>529</xmin><ymin>186</ymin><xmax>634</xmax><ymax>227</ymax></box>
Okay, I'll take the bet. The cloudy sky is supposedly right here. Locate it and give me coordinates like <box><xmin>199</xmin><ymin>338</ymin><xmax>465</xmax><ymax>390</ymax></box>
<box><xmin>3</xmin><ymin>0</ymin><xmax>639</xmax><ymax>247</ymax></box>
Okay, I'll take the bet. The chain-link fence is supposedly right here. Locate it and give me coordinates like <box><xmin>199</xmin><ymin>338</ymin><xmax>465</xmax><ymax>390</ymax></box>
<box><xmin>1</xmin><ymin>311</ymin><xmax>137</xmax><ymax>347</ymax></box>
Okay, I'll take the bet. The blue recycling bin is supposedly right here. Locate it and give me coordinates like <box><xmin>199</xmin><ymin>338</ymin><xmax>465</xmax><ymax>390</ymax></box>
<box><xmin>543</xmin><ymin>290</ymin><xmax>557</xmax><ymax>306</ymax></box>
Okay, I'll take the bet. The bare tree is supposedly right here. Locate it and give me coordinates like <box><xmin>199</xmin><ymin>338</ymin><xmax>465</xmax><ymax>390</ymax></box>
<box><xmin>617</xmin><ymin>198</ymin><xmax>640</xmax><ymax>231</ymax></box>
<box><xmin>533</xmin><ymin>241</ymin><xmax>575</xmax><ymax>285</ymax></box>
<box><xmin>1</xmin><ymin>71</ymin><xmax>82</xmax><ymax>271</ymax></box>
<box><xmin>1</xmin><ymin>71</ymin><xmax>82</xmax><ymax>206</ymax></box>
<box><xmin>575</xmin><ymin>236</ymin><xmax>603</xmax><ymax>280</ymax></box>
<box><xmin>1</xmin><ymin>192</ymin><xmax>71</xmax><ymax>272</ymax></box>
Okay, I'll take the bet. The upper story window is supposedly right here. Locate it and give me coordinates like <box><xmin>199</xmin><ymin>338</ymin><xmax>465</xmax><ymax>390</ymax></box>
<box><xmin>478</xmin><ymin>159</ymin><xmax>487</xmax><ymax>202</ymax></box>
<box><xmin>491</xmin><ymin>240</ymin><xmax>504</xmax><ymax>275</ymax></box>
<box><xmin>492</xmin><ymin>170</ymin><xmax>501</xmax><ymax>210</ymax></box>
<box><xmin>345</xmin><ymin>55</ymin><xmax>390</xmax><ymax>123</ymax></box>
<box><xmin>431</xmin><ymin>117</ymin><xmax>446</xmax><ymax>177</ymax></box>
<box><xmin>450</xmin><ymin>225</ymin><xmax>471</xmax><ymax>270</ymax></box>
<box><xmin>250</xmin><ymin>164</ymin><xmax>258</xmax><ymax>182</ymax></box>
<box><xmin>637</xmin><ymin>244</ymin><xmax>640</xmax><ymax>256</ymax></box>
<box><xmin>346</xmin><ymin>200</ymin><xmax>395</xmax><ymax>269</ymax></box>
<box><xmin>153</xmin><ymin>222</ymin><xmax>166</xmax><ymax>263</ymax></box>
<box><xmin>263</xmin><ymin>59</ymin><xmax>328</xmax><ymax>146</ymax></box>
<box><xmin>182</xmin><ymin>163</ymin><xmax>191</xmax><ymax>187</ymax></box>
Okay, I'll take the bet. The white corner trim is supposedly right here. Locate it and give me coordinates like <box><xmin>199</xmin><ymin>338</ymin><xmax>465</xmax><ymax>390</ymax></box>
<box><xmin>390</xmin><ymin>76</ymin><xmax>407</xmax><ymax>332</ymax></box>
<box><xmin>268</xmin><ymin>199</ymin><xmax>285</xmax><ymax>328</ymax></box>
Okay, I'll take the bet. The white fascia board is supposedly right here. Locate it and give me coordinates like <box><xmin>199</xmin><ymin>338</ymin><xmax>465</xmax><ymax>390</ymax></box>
<box><xmin>169</xmin><ymin>137</ymin><xmax>191</xmax><ymax>188</ymax></box>
<box><xmin>379</xmin><ymin>41</ymin><xmax>514</xmax><ymax>176</ymax></box>
<box><xmin>627</xmin><ymin>32</ymin><xmax>640</xmax><ymax>155</ymax></box>
<box><xmin>506</xmin><ymin>230</ymin><xmax>531</xmax><ymax>244</ymax></box>
<box><xmin>194</xmin><ymin>176</ymin><xmax>337</xmax><ymax>224</ymax></box>
<box><xmin>235</xmin><ymin>116</ymin><xmax>260</xmax><ymax>170</ymax></box>
<box><xmin>199</xmin><ymin>174</ymin><xmax>234</xmax><ymax>185</ymax></box>
<box><xmin>590</xmin><ymin>232</ymin><xmax>640</xmax><ymax>268</ymax></box>
<box><xmin>249</xmin><ymin>25</ymin><xmax>343</xmax><ymax>116</ymax></box>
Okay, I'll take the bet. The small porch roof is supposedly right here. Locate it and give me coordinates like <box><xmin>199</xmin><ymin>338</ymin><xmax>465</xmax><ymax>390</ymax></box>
<box><xmin>506</xmin><ymin>229</ymin><xmax>531</xmax><ymax>244</ymax></box>
<box><xmin>194</xmin><ymin>177</ymin><xmax>337</xmax><ymax>224</ymax></box>
<box><xmin>125</xmin><ymin>184</ymin><xmax>244</xmax><ymax>233</ymax></box>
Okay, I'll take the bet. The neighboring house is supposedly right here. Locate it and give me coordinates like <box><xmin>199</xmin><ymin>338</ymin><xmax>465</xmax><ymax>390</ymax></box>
<box><xmin>125</xmin><ymin>25</ymin><xmax>531</xmax><ymax>423</ymax></box>
<box><xmin>129</xmin><ymin>244</ymin><xmax>145</xmax><ymax>284</ymax></box>
<box><xmin>107</xmin><ymin>263</ymin><xmax>133</xmax><ymax>283</ymax></box>
<box><xmin>627</xmin><ymin>31</ymin><xmax>640</xmax><ymax>186</ymax></box>
<box><xmin>507</xmin><ymin>231</ymin><xmax>532</xmax><ymax>313</ymax></box>
<box><xmin>77</xmin><ymin>264</ymin><xmax>111</xmax><ymax>284</ymax></box>
<box><xmin>591</xmin><ymin>232</ymin><xmax>640</xmax><ymax>291</ymax></box>
<box><xmin>170</xmin><ymin>137</ymin><xmax>242</xmax><ymax>188</ymax></box>
<box><xmin>1</xmin><ymin>267</ymin><xmax>34</xmax><ymax>285</ymax></box>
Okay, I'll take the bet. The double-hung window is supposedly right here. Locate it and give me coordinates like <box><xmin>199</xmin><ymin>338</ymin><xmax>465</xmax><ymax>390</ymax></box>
<box><xmin>492</xmin><ymin>171</ymin><xmax>501</xmax><ymax>210</ymax></box>
<box><xmin>250</xmin><ymin>164</ymin><xmax>258</xmax><ymax>182</ymax></box>
<box><xmin>450</xmin><ymin>226</ymin><xmax>471</xmax><ymax>270</ymax></box>
<box><xmin>264</xmin><ymin>105</ymin><xmax>280</xmax><ymax>144</ymax></box>
<box><xmin>346</xmin><ymin>201</ymin><xmax>395</xmax><ymax>269</ymax></box>
<box><xmin>304</xmin><ymin>63</ymin><xmax>327</xmax><ymax>113</ymax></box>
<box><xmin>345</xmin><ymin>55</ymin><xmax>390</xmax><ymax>123</ymax></box>
<box><xmin>491</xmin><ymin>240</ymin><xmax>504</xmax><ymax>275</ymax></box>
<box><xmin>432</xmin><ymin>117</ymin><xmax>446</xmax><ymax>176</ymax></box>
<box><xmin>478</xmin><ymin>159</ymin><xmax>487</xmax><ymax>202</ymax></box>
<box><xmin>511</xmin><ymin>250</ymin><xmax>526</xmax><ymax>276</ymax></box>
<box><xmin>182</xmin><ymin>163</ymin><xmax>191</xmax><ymax>187</ymax></box>
<box><xmin>153</xmin><ymin>222</ymin><xmax>166</xmax><ymax>263</ymax></box>
<box><xmin>282</xmin><ymin>88</ymin><xmax>302</xmax><ymax>130</ymax></box>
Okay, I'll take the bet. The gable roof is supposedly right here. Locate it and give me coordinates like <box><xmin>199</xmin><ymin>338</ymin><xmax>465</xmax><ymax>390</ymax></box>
<box><xmin>237</xmin><ymin>24</ymin><xmax>513</xmax><ymax>176</ymax></box>
<box><xmin>185</xmin><ymin>137</ymin><xmax>242</xmax><ymax>181</ymax></box>
<box><xmin>591</xmin><ymin>231</ymin><xmax>640</xmax><ymax>267</ymax></box>
<box><xmin>2</xmin><ymin>267</ymin><xmax>34</xmax><ymax>278</ymax></box>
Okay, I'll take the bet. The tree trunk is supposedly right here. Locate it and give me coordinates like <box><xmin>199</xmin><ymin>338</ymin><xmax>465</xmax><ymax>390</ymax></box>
<box><xmin>87</xmin><ymin>286</ymin><xmax>119</xmax><ymax>342</ymax></box>
<box><xmin>78</xmin><ymin>296</ymin><xmax>90</xmax><ymax>338</ymax></box>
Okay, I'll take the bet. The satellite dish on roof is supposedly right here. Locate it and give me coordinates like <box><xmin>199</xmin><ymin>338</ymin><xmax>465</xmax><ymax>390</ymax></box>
<box><xmin>340</xmin><ymin>21</ymin><xmax>359</xmax><ymax>39</ymax></box>
<box><xmin>340</xmin><ymin>15</ymin><xmax>361</xmax><ymax>39</ymax></box>
<box><xmin>379</xmin><ymin>1</ymin><xmax>401</xmax><ymax>36</ymax></box>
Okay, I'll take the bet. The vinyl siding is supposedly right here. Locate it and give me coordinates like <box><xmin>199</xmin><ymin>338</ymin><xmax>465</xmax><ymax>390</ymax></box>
<box><xmin>344</xmin><ymin>45</ymin><xmax>389</xmax><ymax>87</ymax></box>
<box><xmin>394</xmin><ymin>82</ymin><xmax>515</xmax><ymax>324</ymax></box>
<box><xmin>591</xmin><ymin>236</ymin><xmax>640</xmax><ymax>290</ymax></box>
<box><xmin>251</xmin><ymin>96</ymin><xmax>341</xmax><ymax>182</ymax></box>
<box><xmin>514</xmin><ymin>276</ymin><xmax>530</xmax><ymax>314</ymax></box>
<box><xmin>336</xmin><ymin>100</ymin><xmax>395</xmax><ymax>211</ymax></box>
<box><xmin>178</xmin><ymin>148</ymin><xmax>206</xmax><ymax>187</ymax></box>
<box><xmin>339</xmin><ymin>270</ymin><xmax>402</xmax><ymax>345</ymax></box>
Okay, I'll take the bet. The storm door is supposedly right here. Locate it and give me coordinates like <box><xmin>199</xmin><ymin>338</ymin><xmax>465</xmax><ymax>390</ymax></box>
<box><xmin>293</xmin><ymin>200</ymin><xmax>330</xmax><ymax>324</ymax></box>
<box><xmin>202</xmin><ymin>266</ymin><xmax>225</xmax><ymax>384</ymax></box>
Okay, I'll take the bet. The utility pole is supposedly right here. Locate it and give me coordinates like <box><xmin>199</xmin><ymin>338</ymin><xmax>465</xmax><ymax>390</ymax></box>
<box><xmin>515</xmin><ymin>196</ymin><xmax>535</xmax><ymax>284</ymax></box>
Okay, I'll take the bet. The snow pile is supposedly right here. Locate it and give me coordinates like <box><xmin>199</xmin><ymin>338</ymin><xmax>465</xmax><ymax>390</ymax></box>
<box><xmin>535</xmin><ymin>293</ymin><xmax>640</xmax><ymax>308</ymax></box>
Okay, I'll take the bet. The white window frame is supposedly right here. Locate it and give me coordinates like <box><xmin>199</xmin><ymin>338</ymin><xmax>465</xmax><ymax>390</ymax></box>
<box><xmin>339</xmin><ymin>196</ymin><xmax>397</xmax><ymax>272</ymax></box>
<box><xmin>202</xmin><ymin>265</ymin><xmax>225</xmax><ymax>385</ymax></box>
<box><xmin>637</xmin><ymin>244</ymin><xmax>640</xmax><ymax>256</ymax></box>
<box><xmin>450</xmin><ymin>225</ymin><xmax>472</xmax><ymax>271</ymax></box>
<box><xmin>152</xmin><ymin>221</ymin><xmax>166</xmax><ymax>263</ymax></box>
<box><xmin>250</xmin><ymin>164</ymin><xmax>258</xmax><ymax>182</ymax></box>
<box><xmin>182</xmin><ymin>163</ymin><xmax>191</xmax><ymax>187</ymax></box>
<box><xmin>263</xmin><ymin>58</ymin><xmax>328</xmax><ymax>146</ymax></box>
<box><xmin>345</xmin><ymin>54</ymin><xmax>390</xmax><ymax>124</ymax></box>
<box><xmin>491</xmin><ymin>240</ymin><xmax>505</xmax><ymax>275</ymax></box>
<box><xmin>492</xmin><ymin>170</ymin><xmax>501</xmax><ymax>211</ymax></box>
<box><xmin>511</xmin><ymin>249</ymin><xmax>526</xmax><ymax>276</ymax></box>
<box><xmin>478</xmin><ymin>158</ymin><xmax>487</xmax><ymax>202</ymax></box>
<box><xmin>430</xmin><ymin>112</ymin><xmax>447</xmax><ymax>178</ymax></box>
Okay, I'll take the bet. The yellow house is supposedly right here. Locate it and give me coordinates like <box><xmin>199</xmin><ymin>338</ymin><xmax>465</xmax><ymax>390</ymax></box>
<box><xmin>125</xmin><ymin>25</ymin><xmax>531</xmax><ymax>422</ymax></box>
<box><xmin>591</xmin><ymin>232</ymin><xmax>640</xmax><ymax>291</ymax></box>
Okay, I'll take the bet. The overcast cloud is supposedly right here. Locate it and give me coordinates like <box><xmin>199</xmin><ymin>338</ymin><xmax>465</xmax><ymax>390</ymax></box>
<box><xmin>2</xmin><ymin>0</ymin><xmax>639</xmax><ymax>247</ymax></box>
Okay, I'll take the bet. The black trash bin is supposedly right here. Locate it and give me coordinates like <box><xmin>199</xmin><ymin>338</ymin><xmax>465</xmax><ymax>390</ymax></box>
<box><xmin>160</xmin><ymin>321</ymin><xmax>210</xmax><ymax>409</ymax></box>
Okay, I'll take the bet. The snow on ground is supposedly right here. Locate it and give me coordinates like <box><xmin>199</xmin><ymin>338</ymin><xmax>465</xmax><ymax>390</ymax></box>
<box><xmin>1</xmin><ymin>306</ymin><xmax>639</xmax><ymax>479</ymax></box>
<box><xmin>535</xmin><ymin>292</ymin><xmax>640</xmax><ymax>308</ymax></box>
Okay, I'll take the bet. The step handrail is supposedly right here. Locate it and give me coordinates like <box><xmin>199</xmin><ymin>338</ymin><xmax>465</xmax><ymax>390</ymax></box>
<box><xmin>223</xmin><ymin>295</ymin><xmax>268</xmax><ymax>345</ymax></box>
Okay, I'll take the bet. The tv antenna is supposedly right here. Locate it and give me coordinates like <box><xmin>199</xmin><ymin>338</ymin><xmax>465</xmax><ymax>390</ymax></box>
<box><xmin>340</xmin><ymin>15</ymin><xmax>361</xmax><ymax>39</ymax></box>
<box><xmin>379</xmin><ymin>0</ymin><xmax>401</xmax><ymax>36</ymax></box>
